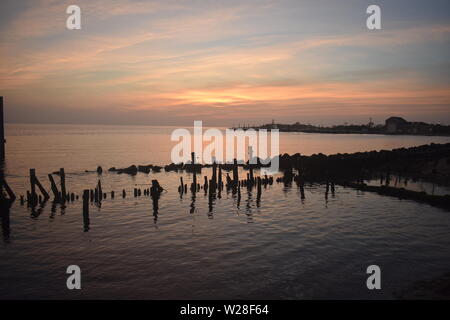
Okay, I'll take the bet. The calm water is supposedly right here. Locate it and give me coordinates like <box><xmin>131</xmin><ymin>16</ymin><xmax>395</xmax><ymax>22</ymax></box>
<box><xmin>1</xmin><ymin>124</ymin><xmax>450</xmax><ymax>299</ymax></box>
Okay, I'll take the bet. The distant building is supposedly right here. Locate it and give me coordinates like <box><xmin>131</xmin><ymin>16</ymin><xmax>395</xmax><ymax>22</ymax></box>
<box><xmin>385</xmin><ymin>117</ymin><xmax>408</xmax><ymax>133</ymax></box>
<box><xmin>385</xmin><ymin>117</ymin><xmax>433</xmax><ymax>134</ymax></box>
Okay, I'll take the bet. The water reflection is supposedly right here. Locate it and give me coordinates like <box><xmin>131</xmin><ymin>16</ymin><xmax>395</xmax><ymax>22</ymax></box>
<box><xmin>0</xmin><ymin>201</ymin><xmax>11</xmax><ymax>242</ymax></box>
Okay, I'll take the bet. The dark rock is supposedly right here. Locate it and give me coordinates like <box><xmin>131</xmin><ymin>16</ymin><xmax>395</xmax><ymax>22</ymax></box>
<box><xmin>117</xmin><ymin>165</ymin><xmax>138</xmax><ymax>175</ymax></box>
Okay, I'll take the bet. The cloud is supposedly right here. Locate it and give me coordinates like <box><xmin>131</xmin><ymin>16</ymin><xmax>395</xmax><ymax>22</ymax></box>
<box><xmin>1</xmin><ymin>0</ymin><xmax>449</xmax><ymax>125</ymax></box>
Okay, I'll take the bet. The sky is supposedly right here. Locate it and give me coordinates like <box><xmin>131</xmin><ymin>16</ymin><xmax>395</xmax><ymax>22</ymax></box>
<box><xmin>0</xmin><ymin>0</ymin><xmax>449</xmax><ymax>126</ymax></box>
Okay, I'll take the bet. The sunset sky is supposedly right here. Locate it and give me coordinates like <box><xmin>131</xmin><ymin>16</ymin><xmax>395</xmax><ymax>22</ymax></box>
<box><xmin>1</xmin><ymin>0</ymin><xmax>449</xmax><ymax>126</ymax></box>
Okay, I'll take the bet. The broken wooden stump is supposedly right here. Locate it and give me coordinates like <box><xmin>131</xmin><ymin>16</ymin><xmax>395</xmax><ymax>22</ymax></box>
<box><xmin>60</xmin><ymin>168</ymin><xmax>66</xmax><ymax>202</ymax></box>
<box><xmin>82</xmin><ymin>189</ymin><xmax>90</xmax><ymax>232</ymax></box>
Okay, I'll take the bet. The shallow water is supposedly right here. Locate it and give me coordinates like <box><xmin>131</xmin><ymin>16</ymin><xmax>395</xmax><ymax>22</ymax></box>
<box><xmin>1</xmin><ymin>124</ymin><xmax>450</xmax><ymax>299</ymax></box>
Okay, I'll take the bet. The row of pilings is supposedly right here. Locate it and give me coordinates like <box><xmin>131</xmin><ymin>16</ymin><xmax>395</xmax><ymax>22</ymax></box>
<box><xmin>2</xmin><ymin>143</ymin><xmax>450</xmax><ymax>236</ymax></box>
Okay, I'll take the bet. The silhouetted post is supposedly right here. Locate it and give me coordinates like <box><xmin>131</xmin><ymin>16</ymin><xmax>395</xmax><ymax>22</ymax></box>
<box><xmin>257</xmin><ymin>176</ymin><xmax>262</xmax><ymax>195</ymax></box>
<box><xmin>48</xmin><ymin>174</ymin><xmax>60</xmax><ymax>201</ymax></box>
<box><xmin>0</xmin><ymin>171</ymin><xmax>15</xmax><ymax>202</ymax></box>
<box><xmin>29</xmin><ymin>169</ymin><xmax>38</xmax><ymax>206</ymax></box>
<box><xmin>191</xmin><ymin>152</ymin><xmax>197</xmax><ymax>191</ymax></box>
<box><xmin>59</xmin><ymin>168</ymin><xmax>66</xmax><ymax>202</ymax></box>
<box><xmin>97</xmin><ymin>180</ymin><xmax>102</xmax><ymax>201</ymax></box>
<box><xmin>0</xmin><ymin>167</ymin><xmax>3</xmax><ymax>200</ymax></box>
<box><xmin>237</xmin><ymin>184</ymin><xmax>241</xmax><ymax>208</ymax></box>
<box><xmin>0</xmin><ymin>97</ymin><xmax>4</xmax><ymax>159</ymax></box>
<box><xmin>218</xmin><ymin>165</ymin><xmax>222</xmax><ymax>190</ymax></box>
<box><xmin>300</xmin><ymin>184</ymin><xmax>305</xmax><ymax>199</ymax></box>
<box><xmin>150</xmin><ymin>180</ymin><xmax>163</xmax><ymax>196</ymax></box>
<box><xmin>179</xmin><ymin>177</ymin><xmax>184</xmax><ymax>194</ymax></box>
<box><xmin>122</xmin><ymin>189</ymin><xmax>126</xmax><ymax>198</ymax></box>
<box><xmin>82</xmin><ymin>190</ymin><xmax>90</xmax><ymax>232</ymax></box>
<box><xmin>204</xmin><ymin>176</ymin><xmax>208</xmax><ymax>194</ymax></box>
<box><xmin>232</xmin><ymin>159</ymin><xmax>238</xmax><ymax>185</ymax></box>
<box><xmin>212</xmin><ymin>161</ymin><xmax>217</xmax><ymax>188</ymax></box>
<box><xmin>33</xmin><ymin>173</ymin><xmax>49</xmax><ymax>201</ymax></box>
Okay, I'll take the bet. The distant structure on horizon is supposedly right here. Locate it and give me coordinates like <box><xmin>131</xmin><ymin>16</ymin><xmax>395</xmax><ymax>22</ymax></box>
<box><xmin>385</xmin><ymin>116</ymin><xmax>433</xmax><ymax>135</ymax></box>
<box><xmin>233</xmin><ymin>117</ymin><xmax>450</xmax><ymax>136</ymax></box>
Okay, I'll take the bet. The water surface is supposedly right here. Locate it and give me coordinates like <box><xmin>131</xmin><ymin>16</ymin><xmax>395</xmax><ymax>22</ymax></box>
<box><xmin>1</xmin><ymin>124</ymin><xmax>450</xmax><ymax>299</ymax></box>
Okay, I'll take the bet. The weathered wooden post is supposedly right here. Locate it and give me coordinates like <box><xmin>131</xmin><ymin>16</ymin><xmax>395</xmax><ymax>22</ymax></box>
<box><xmin>191</xmin><ymin>152</ymin><xmax>197</xmax><ymax>191</ymax></box>
<box><xmin>218</xmin><ymin>165</ymin><xmax>222</xmax><ymax>190</ymax></box>
<box><xmin>179</xmin><ymin>177</ymin><xmax>184</xmax><ymax>194</ymax></box>
<box><xmin>29</xmin><ymin>169</ymin><xmax>38</xmax><ymax>206</ymax></box>
<box><xmin>300</xmin><ymin>179</ymin><xmax>305</xmax><ymax>200</ymax></box>
<box><xmin>212</xmin><ymin>161</ymin><xmax>217</xmax><ymax>188</ymax></box>
<box><xmin>97</xmin><ymin>180</ymin><xmax>102</xmax><ymax>201</ymax></box>
<box><xmin>48</xmin><ymin>174</ymin><xmax>60</xmax><ymax>201</ymax></box>
<box><xmin>32</xmin><ymin>171</ymin><xmax>49</xmax><ymax>201</ymax></box>
<box><xmin>257</xmin><ymin>176</ymin><xmax>262</xmax><ymax>195</ymax></box>
<box><xmin>59</xmin><ymin>168</ymin><xmax>66</xmax><ymax>202</ymax></box>
<box><xmin>0</xmin><ymin>97</ymin><xmax>5</xmax><ymax>160</ymax></box>
<box><xmin>232</xmin><ymin>159</ymin><xmax>238</xmax><ymax>186</ymax></box>
<box><xmin>0</xmin><ymin>170</ymin><xmax>15</xmax><ymax>202</ymax></box>
<box><xmin>82</xmin><ymin>190</ymin><xmax>90</xmax><ymax>232</ymax></box>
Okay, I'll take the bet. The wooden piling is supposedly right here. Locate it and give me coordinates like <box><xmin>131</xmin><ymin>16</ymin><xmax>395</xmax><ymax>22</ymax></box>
<box><xmin>0</xmin><ymin>96</ymin><xmax>4</xmax><ymax>159</ymax></box>
<box><xmin>232</xmin><ymin>159</ymin><xmax>238</xmax><ymax>185</ymax></box>
<box><xmin>48</xmin><ymin>174</ymin><xmax>60</xmax><ymax>201</ymax></box>
<box><xmin>257</xmin><ymin>177</ymin><xmax>262</xmax><ymax>195</ymax></box>
<box><xmin>0</xmin><ymin>168</ymin><xmax>15</xmax><ymax>202</ymax></box>
<box><xmin>97</xmin><ymin>180</ymin><xmax>102</xmax><ymax>201</ymax></box>
<box><xmin>191</xmin><ymin>152</ymin><xmax>197</xmax><ymax>191</ymax></box>
<box><xmin>33</xmin><ymin>173</ymin><xmax>49</xmax><ymax>201</ymax></box>
<box><xmin>180</xmin><ymin>177</ymin><xmax>184</xmax><ymax>193</ymax></box>
<box><xmin>29</xmin><ymin>169</ymin><xmax>38</xmax><ymax>206</ymax></box>
<box><xmin>59</xmin><ymin>168</ymin><xmax>66</xmax><ymax>202</ymax></box>
<box><xmin>204</xmin><ymin>176</ymin><xmax>208</xmax><ymax>191</ymax></box>
<box><xmin>218</xmin><ymin>165</ymin><xmax>222</xmax><ymax>189</ymax></box>
<box><xmin>82</xmin><ymin>189</ymin><xmax>90</xmax><ymax>231</ymax></box>
<box><xmin>212</xmin><ymin>161</ymin><xmax>217</xmax><ymax>187</ymax></box>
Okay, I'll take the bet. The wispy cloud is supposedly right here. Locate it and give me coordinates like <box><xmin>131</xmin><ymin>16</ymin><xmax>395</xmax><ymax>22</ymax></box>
<box><xmin>1</xmin><ymin>0</ymin><xmax>449</xmax><ymax>125</ymax></box>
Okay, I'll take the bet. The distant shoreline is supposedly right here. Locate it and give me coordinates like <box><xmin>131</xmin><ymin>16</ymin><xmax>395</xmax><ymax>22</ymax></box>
<box><xmin>231</xmin><ymin>116</ymin><xmax>450</xmax><ymax>137</ymax></box>
<box><xmin>230</xmin><ymin>128</ymin><xmax>450</xmax><ymax>137</ymax></box>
